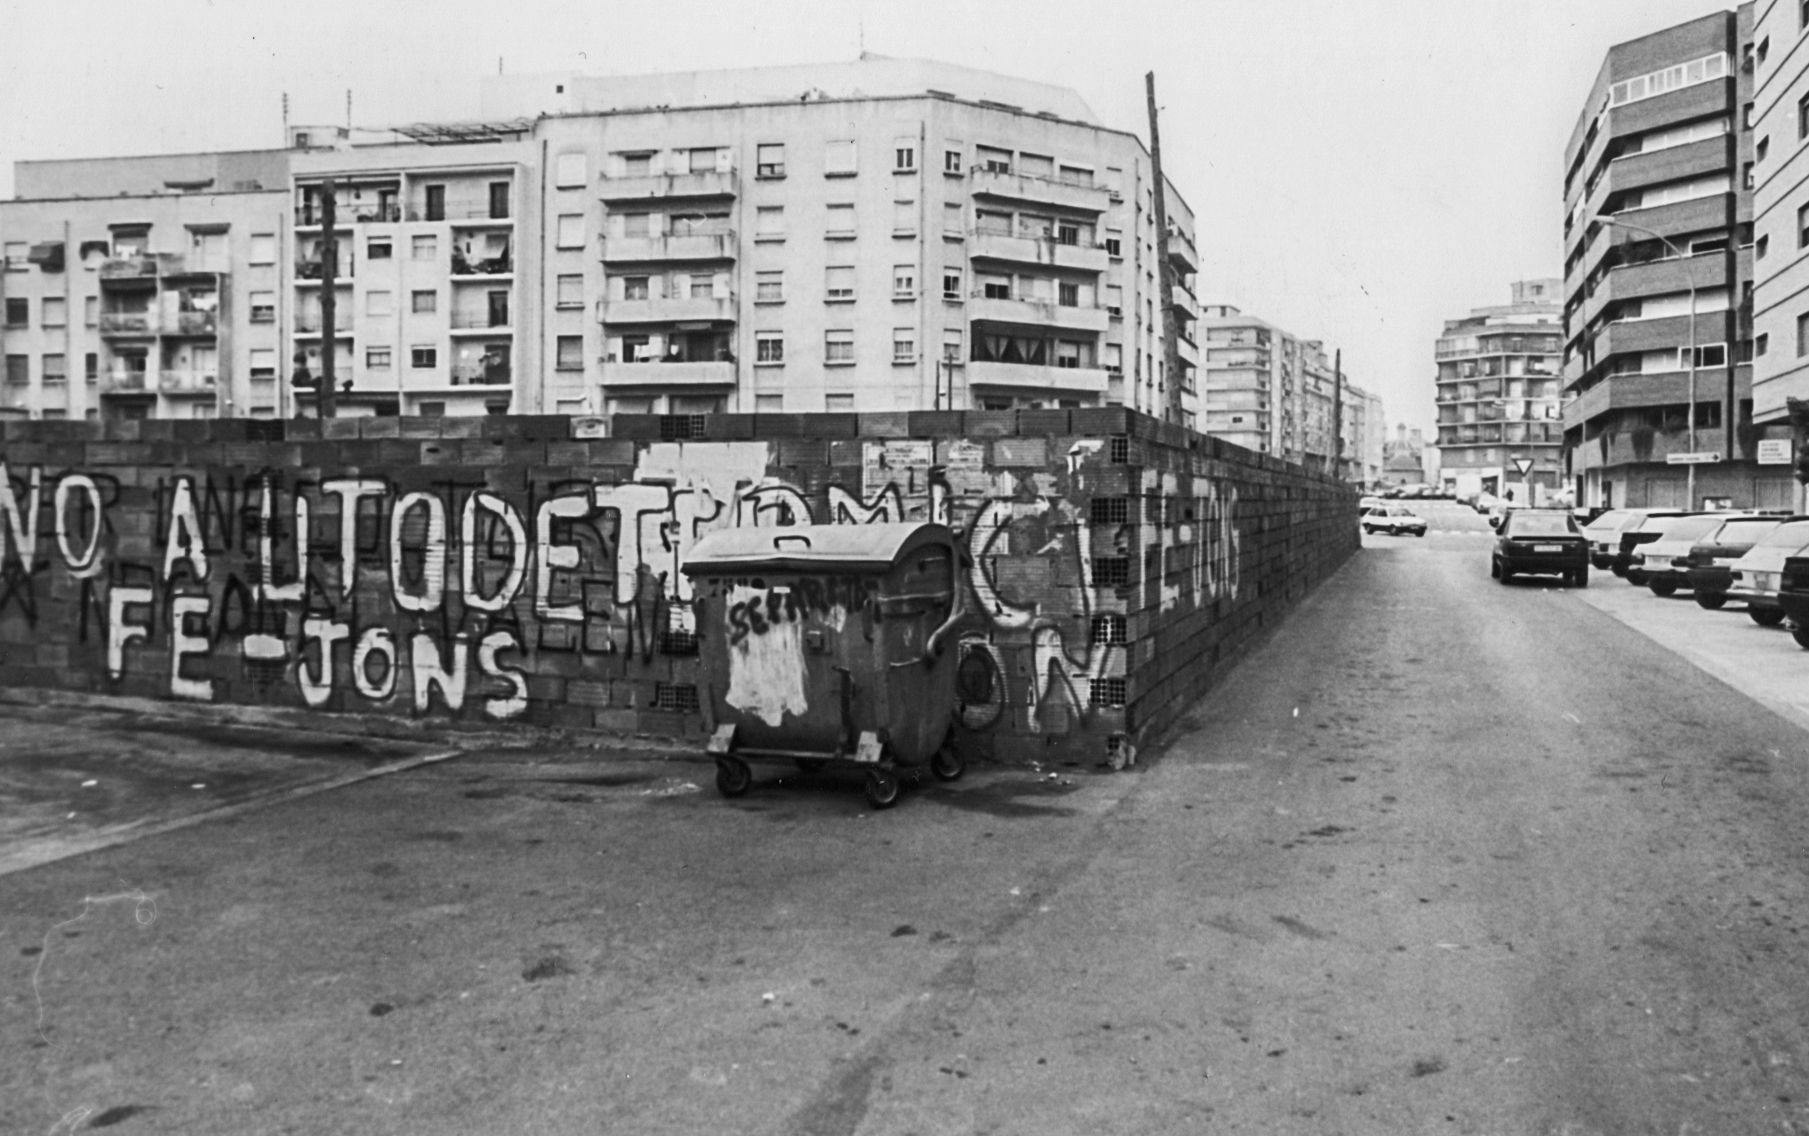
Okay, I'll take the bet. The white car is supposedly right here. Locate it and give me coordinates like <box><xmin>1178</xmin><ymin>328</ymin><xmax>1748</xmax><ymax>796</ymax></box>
<box><xmin>1362</xmin><ymin>504</ymin><xmax>1428</xmax><ymax>537</ymax></box>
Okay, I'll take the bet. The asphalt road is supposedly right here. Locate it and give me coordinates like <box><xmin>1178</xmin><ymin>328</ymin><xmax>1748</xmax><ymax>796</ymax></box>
<box><xmin>7</xmin><ymin>503</ymin><xmax>1809</xmax><ymax>1134</ymax></box>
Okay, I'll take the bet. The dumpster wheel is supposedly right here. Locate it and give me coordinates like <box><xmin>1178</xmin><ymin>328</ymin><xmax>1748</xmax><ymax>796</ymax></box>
<box><xmin>864</xmin><ymin>769</ymin><xmax>902</xmax><ymax>809</ymax></box>
<box><xmin>930</xmin><ymin>742</ymin><xmax>966</xmax><ymax>782</ymax></box>
<box><xmin>715</xmin><ymin>757</ymin><xmax>753</xmax><ymax>798</ymax></box>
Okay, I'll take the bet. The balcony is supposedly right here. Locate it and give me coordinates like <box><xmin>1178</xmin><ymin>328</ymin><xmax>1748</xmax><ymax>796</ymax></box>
<box><xmin>1592</xmin><ymin>313</ymin><xmax>1698</xmax><ymax>364</ymax></box>
<box><xmin>170</xmin><ymin>310</ymin><xmax>217</xmax><ymax>336</ymax></box>
<box><xmin>99</xmin><ymin>370</ymin><xmax>154</xmax><ymax>395</ymax></box>
<box><xmin>598</xmin><ymin>294</ymin><xmax>738</xmax><ymax>324</ymax></box>
<box><xmin>159</xmin><ymin>370</ymin><xmax>217</xmax><ymax>395</ymax></box>
<box><xmin>968</xmin><ymin>229</ymin><xmax>1109</xmax><ymax>273</ymax></box>
<box><xmin>1166</xmin><ymin>225</ymin><xmax>1199</xmax><ymax>272</ymax></box>
<box><xmin>598</xmin><ymin>169</ymin><xmax>738</xmax><ymax>201</ymax></box>
<box><xmin>293</xmin><ymin>319</ymin><xmax>353</xmax><ymax>337</ymax></box>
<box><xmin>98</xmin><ymin>256</ymin><xmax>159</xmax><ymax>282</ymax></box>
<box><xmin>294</xmin><ymin>261</ymin><xmax>355</xmax><ymax>283</ymax></box>
<box><xmin>968</xmin><ymin>360</ymin><xmax>1109</xmax><ymax>396</ymax></box>
<box><xmin>968</xmin><ymin>292</ymin><xmax>1110</xmax><ymax>335</ymax></box>
<box><xmin>1583</xmin><ymin>250</ymin><xmax>1729</xmax><ymax>328</ymax></box>
<box><xmin>98</xmin><ymin>312</ymin><xmax>156</xmax><ymax>337</ymax></box>
<box><xmin>1607</xmin><ymin>136</ymin><xmax>1729</xmax><ymax>199</ymax></box>
<box><xmin>603</xmin><ymin>232</ymin><xmax>737</xmax><ymax>262</ymax></box>
<box><xmin>449</xmin><ymin>364</ymin><xmax>513</xmax><ymax>387</ymax></box>
<box><xmin>600</xmin><ymin>359</ymin><xmax>735</xmax><ymax>388</ymax></box>
<box><xmin>450</xmin><ymin>313</ymin><xmax>515</xmax><ymax>333</ymax></box>
<box><xmin>450</xmin><ymin>253</ymin><xmax>513</xmax><ymax>279</ymax></box>
<box><xmin>969</xmin><ymin>168</ymin><xmax>1111</xmax><ymax>214</ymax></box>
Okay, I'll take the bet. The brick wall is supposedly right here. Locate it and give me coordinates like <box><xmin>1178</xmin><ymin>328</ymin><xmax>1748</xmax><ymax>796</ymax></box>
<box><xmin>0</xmin><ymin>409</ymin><xmax>1356</xmax><ymax>762</ymax></box>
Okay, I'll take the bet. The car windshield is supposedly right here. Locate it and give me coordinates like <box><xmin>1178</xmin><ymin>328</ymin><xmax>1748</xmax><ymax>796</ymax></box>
<box><xmin>1653</xmin><ymin>515</ymin><xmax>1723</xmax><ymax>542</ymax></box>
<box><xmin>1709</xmin><ymin>517</ymin><xmax>1787</xmax><ymax>543</ymax></box>
<box><xmin>1506</xmin><ymin>513</ymin><xmax>1575</xmax><ymax>536</ymax></box>
<box><xmin>1582</xmin><ymin>510</ymin><xmax>1630</xmax><ymax>536</ymax></box>
<box><xmin>1635</xmin><ymin>513</ymin><xmax>1686</xmax><ymax>532</ymax></box>
<box><xmin>1753</xmin><ymin>521</ymin><xmax>1809</xmax><ymax>550</ymax></box>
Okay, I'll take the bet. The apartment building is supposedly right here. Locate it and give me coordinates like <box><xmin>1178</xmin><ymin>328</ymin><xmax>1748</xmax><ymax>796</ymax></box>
<box><xmin>1433</xmin><ymin>280</ymin><xmax>1565</xmax><ymax>502</ymax></box>
<box><xmin>0</xmin><ymin>57</ymin><xmax>1201</xmax><ymax>425</ymax></box>
<box><xmin>1560</xmin><ymin>7</ymin><xmax>1779</xmax><ymax>509</ymax></box>
<box><xmin>1749</xmin><ymin>0</ymin><xmax>1809</xmax><ymax>496</ymax></box>
<box><xmin>0</xmin><ymin>151</ymin><xmax>289</xmax><ymax>419</ymax></box>
<box><xmin>1200</xmin><ymin>303</ymin><xmax>1380</xmax><ymax>477</ymax></box>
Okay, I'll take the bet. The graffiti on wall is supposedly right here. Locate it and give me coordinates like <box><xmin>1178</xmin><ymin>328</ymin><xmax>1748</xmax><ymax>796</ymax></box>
<box><xmin>0</xmin><ymin>438</ymin><xmax>1247</xmax><ymax>735</ymax></box>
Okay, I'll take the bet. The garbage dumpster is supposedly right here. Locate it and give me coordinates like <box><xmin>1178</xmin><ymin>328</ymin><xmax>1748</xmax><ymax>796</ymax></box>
<box><xmin>682</xmin><ymin>522</ymin><xmax>968</xmax><ymax>808</ymax></box>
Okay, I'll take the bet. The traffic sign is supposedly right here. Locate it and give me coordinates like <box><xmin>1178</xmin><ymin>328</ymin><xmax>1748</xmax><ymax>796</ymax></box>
<box><xmin>1510</xmin><ymin>458</ymin><xmax>1535</xmax><ymax>476</ymax></box>
<box><xmin>1665</xmin><ymin>452</ymin><xmax>1722</xmax><ymax>465</ymax></box>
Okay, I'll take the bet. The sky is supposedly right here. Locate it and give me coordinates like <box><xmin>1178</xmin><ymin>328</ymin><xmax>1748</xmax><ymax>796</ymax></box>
<box><xmin>0</xmin><ymin>0</ymin><xmax>1742</xmax><ymax>434</ymax></box>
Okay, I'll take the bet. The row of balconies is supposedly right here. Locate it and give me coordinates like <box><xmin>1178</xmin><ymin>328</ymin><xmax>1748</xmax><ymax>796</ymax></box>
<box><xmin>96</xmin><ymin>369</ymin><xmax>217</xmax><ymax>396</ymax></box>
<box><xmin>98</xmin><ymin>311</ymin><xmax>218</xmax><ymax>337</ymax></box>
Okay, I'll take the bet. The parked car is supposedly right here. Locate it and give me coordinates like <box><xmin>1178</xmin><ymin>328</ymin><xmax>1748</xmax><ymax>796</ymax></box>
<box><xmin>1473</xmin><ymin>492</ymin><xmax>1504</xmax><ymax>515</ymax></box>
<box><xmin>1779</xmin><ymin>555</ymin><xmax>1809</xmax><ymax>648</ymax></box>
<box><xmin>1361</xmin><ymin>503</ymin><xmax>1428</xmax><ymax>537</ymax></box>
<box><xmin>1579</xmin><ymin>509</ymin><xmax>1636</xmax><ymax>569</ymax></box>
<box><xmin>1678</xmin><ymin>515</ymin><xmax>1799</xmax><ymax>609</ymax></box>
<box><xmin>1725</xmin><ymin>518</ymin><xmax>1809</xmax><ymax>626</ymax></box>
<box><xmin>1491</xmin><ymin>508</ymin><xmax>1589</xmax><ymax>586</ymax></box>
<box><xmin>1607</xmin><ymin>509</ymin><xmax>1694</xmax><ymax>577</ymax></box>
<box><xmin>1627</xmin><ymin>514</ymin><xmax>1728</xmax><ymax>592</ymax></box>
<box><xmin>1360</xmin><ymin>495</ymin><xmax>1385</xmax><ymax>512</ymax></box>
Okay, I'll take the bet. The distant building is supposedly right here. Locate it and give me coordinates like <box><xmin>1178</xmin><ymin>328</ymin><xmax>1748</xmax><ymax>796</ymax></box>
<box><xmin>1749</xmin><ymin>0</ymin><xmax>1809</xmax><ymax>499</ymax></box>
<box><xmin>1383</xmin><ymin>423</ymin><xmax>1430</xmax><ymax>487</ymax></box>
<box><xmin>0</xmin><ymin>56</ymin><xmax>1203</xmax><ymax>425</ymax></box>
<box><xmin>1560</xmin><ymin>7</ymin><xmax>1773</xmax><ymax>509</ymax></box>
<box><xmin>1200</xmin><ymin>303</ymin><xmax>1380</xmax><ymax>479</ymax></box>
<box><xmin>1433</xmin><ymin>279</ymin><xmax>1565</xmax><ymax>502</ymax></box>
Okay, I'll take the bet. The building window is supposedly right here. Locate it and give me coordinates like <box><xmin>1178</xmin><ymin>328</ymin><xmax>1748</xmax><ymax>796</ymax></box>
<box><xmin>41</xmin><ymin>297</ymin><xmax>65</xmax><ymax>327</ymax></box>
<box><xmin>943</xmin><ymin>202</ymin><xmax>964</xmax><ymax>235</ymax></box>
<box><xmin>367</xmin><ymin>238</ymin><xmax>392</xmax><ymax>260</ymax></box>
<box><xmin>945</xmin><ymin>148</ymin><xmax>964</xmax><ymax>174</ymax></box>
<box><xmin>622</xmin><ymin>275</ymin><xmax>650</xmax><ymax>300</ymax></box>
<box><xmin>411</xmin><ymin>290</ymin><xmax>436</xmax><ymax>313</ymax></box>
<box><xmin>249</xmin><ymin>349</ymin><xmax>275</xmax><ymax>380</ymax></box>
<box><xmin>1758</xmin><ymin>332</ymin><xmax>1770</xmax><ymax>356</ymax></box>
<box><xmin>893</xmin><ymin>328</ymin><xmax>916</xmax><ymax>363</ymax></box>
<box><xmin>3</xmin><ymin>242</ymin><xmax>26</xmax><ymax>271</ymax></box>
<box><xmin>250</xmin><ymin>291</ymin><xmax>275</xmax><ymax>321</ymax></box>
<box><xmin>757</xmin><ymin>143</ymin><xmax>785</xmax><ymax>178</ymax></box>
<box><xmin>42</xmin><ymin>354</ymin><xmax>65</xmax><ymax>384</ymax></box>
<box><xmin>1800</xmin><ymin>94</ymin><xmax>1809</xmax><ymax>140</ymax></box>
<box><xmin>556</xmin><ymin>214</ymin><xmax>584</xmax><ymax>248</ymax></box>
<box><xmin>825</xmin><ymin>330</ymin><xmax>854</xmax><ymax>364</ymax></box>
<box><xmin>1105</xmin><ymin>235</ymin><xmax>1122</xmax><ymax>257</ymax></box>
<box><xmin>825</xmin><ymin>140</ymin><xmax>857</xmax><ymax>177</ymax></box>
<box><xmin>3</xmin><ymin>355</ymin><xmax>25</xmax><ymax>384</ymax></box>
<box><xmin>825</xmin><ymin>265</ymin><xmax>855</xmax><ymax>302</ymax></box>
<box><xmin>1759</xmin><ymin>234</ymin><xmax>1771</xmax><ymax>259</ymax></box>
<box><xmin>1744</xmin><ymin>162</ymin><xmax>1755</xmax><ymax>190</ymax></box>
<box><xmin>826</xmin><ymin>203</ymin><xmax>856</xmax><ymax>238</ymax></box>
<box><xmin>556</xmin><ymin>274</ymin><xmax>583</xmax><ymax>309</ymax></box>
<box><xmin>412</xmin><ymin>234</ymin><xmax>437</xmax><ymax>261</ymax></box>
<box><xmin>893</xmin><ymin>265</ymin><xmax>916</xmax><ymax>298</ymax></box>
<box><xmin>412</xmin><ymin>346</ymin><xmax>437</xmax><ymax>368</ymax></box>
<box><xmin>555</xmin><ymin>152</ymin><xmax>587</xmax><ymax>188</ymax></box>
<box><xmin>893</xmin><ymin>199</ymin><xmax>916</xmax><ymax>235</ymax></box>
<box><xmin>977</xmin><ymin>145</ymin><xmax>1012</xmax><ymax>174</ymax></box>
<box><xmin>894</xmin><ymin>141</ymin><xmax>916</xmax><ymax>172</ymax></box>
<box><xmin>825</xmin><ymin>393</ymin><xmax>855</xmax><ymax>411</ymax></box>
<box><xmin>84</xmin><ymin>297</ymin><xmax>97</xmax><ymax>327</ymax></box>
<box><xmin>1799</xmin><ymin>203</ymin><xmax>1809</xmax><ymax>248</ymax></box>
<box><xmin>83</xmin><ymin>352</ymin><xmax>97</xmax><ymax>382</ymax></box>
<box><xmin>249</xmin><ymin>233</ymin><xmax>276</xmax><ymax>264</ymax></box>
<box><xmin>360</xmin><ymin>347</ymin><xmax>389</xmax><ymax>371</ymax></box>
<box><xmin>755</xmin><ymin>206</ymin><xmax>784</xmax><ymax>240</ymax></box>
<box><xmin>1760</xmin><ymin>36</ymin><xmax>1771</xmax><ymax>67</ymax></box>
<box><xmin>756</xmin><ymin>333</ymin><xmax>784</xmax><ymax>364</ymax></box>
<box><xmin>1759</xmin><ymin>135</ymin><xmax>1771</xmax><ymax>162</ymax></box>
<box><xmin>556</xmin><ymin>335</ymin><xmax>584</xmax><ymax>370</ymax></box>
<box><xmin>944</xmin><ymin>269</ymin><xmax>963</xmax><ymax>300</ymax></box>
<box><xmin>620</xmin><ymin>152</ymin><xmax>653</xmax><ymax>177</ymax></box>
<box><xmin>4</xmin><ymin>298</ymin><xmax>26</xmax><ymax>327</ymax></box>
<box><xmin>367</xmin><ymin>290</ymin><xmax>394</xmax><ymax>316</ymax></box>
<box><xmin>1059</xmin><ymin>281</ymin><xmax>1080</xmax><ymax>307</ymax></box>
<box><xmin>755</xmin><ymin>270</ymin><xmax>783</xmax><ymax>303</ymax></box>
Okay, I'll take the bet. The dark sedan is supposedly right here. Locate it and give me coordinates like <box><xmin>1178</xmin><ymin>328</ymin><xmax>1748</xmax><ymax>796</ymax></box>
<box><xmin>1492</xmin><ymin>509</ymin><xmax>1589</xmax><ymax>586</ymax></box>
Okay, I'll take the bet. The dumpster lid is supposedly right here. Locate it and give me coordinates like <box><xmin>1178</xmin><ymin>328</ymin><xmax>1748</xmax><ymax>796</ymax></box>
<box><xmin>682</xmin><ymin>522</ymin><xmax>956</xmax><ymax>575</ymax></box>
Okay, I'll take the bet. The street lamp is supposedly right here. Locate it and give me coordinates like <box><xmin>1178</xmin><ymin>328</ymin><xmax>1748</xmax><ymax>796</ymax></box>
<box><xmin>1597</xmin><ymin>216</ymin><xmax>1699</xmax><ymax>508</ymax></box>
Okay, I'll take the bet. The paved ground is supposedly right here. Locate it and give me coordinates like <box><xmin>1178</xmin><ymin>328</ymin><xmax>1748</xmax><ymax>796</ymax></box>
<box><xmin>7</xmin><ymin>504</ymin><xmax>1809</xmax><ymax>1133</ymax></box>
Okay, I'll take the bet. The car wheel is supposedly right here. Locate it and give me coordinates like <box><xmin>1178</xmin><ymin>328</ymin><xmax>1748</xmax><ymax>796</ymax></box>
<box><xmin>1498</xmin><ymin>566</ymin><xmax>1514</xmax><ymax>585</ymax></box>
<box><xmin>1490</xmin><ymin>558</ymin><xmax>1500</xmax><ymax>579</ymax></box>
<box><xmin>1649</xmin><ymin>580</ymin><xmax>1678</xmax><ymax>597</ymax></box>
<box><xmin>1695</xmin><ymin>592</ymin><xmax>1728</xmax><ymax>610</ymax></box>
<box><xmin>1362</xmin><ymin>525</ymin><xmax>1374</xmax><ymax>535</ymax></box>
<box><xmin>1611</xmin><ymin>563</ymin><xmax>1627</xmax><ymax>577</ymax></box>
<box><xmin>1751</xmin><ymin>607</ymin><xmax>1787</xmax><ymax>627</ymax></box>
<box><xmin>1414</xmin><ymin>528</ymin><xmax>1426</xmax><ymax>538</ymax></box>
<box><xmin>1793</xmin><ymin>622</ymin><xmax>1809</xmax><ymax>650</ymax></box>
<box><xmin>1574</xmin><ymin>567</ymin><xmax>1589</xmax><ymax>588</ymax></box>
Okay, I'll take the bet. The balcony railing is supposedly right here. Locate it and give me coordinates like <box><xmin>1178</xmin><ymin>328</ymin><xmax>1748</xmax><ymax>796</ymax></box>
<box><xmin>160</xmin><ymin>370</ymin><xmax>217</xmax><ymax>394</ymax></box>
<box><xmin>98</xmin><ymin>312</ymin><xmax>156</xmax><ymax>336</ymax></box>
<box><xmin>99</xmin><ymin>370</ymin><xmax>153</xmax><ymax>394</ymax></box>
<box><xmin>450</xmin><ymin>365</ymin><xmax>513</xmax><ymax>386</ymax></box>
<box><xmin>173</xmin><ymin>310</ymin><xmax>217</xmax><ymax>336</ymax></box>
<box><xmin>598</xmin><ymin>169</ymin><xmax>738</xmax><ymax>201</ymax></box>
<box><xmin>450</xmin><ymin>313</ymin><xmax>514</xmax><ymax>330</ymax></box>
<box><xmin>450</xmin><ymin>255</ymin><xmax>513</xmax><ymax>277</ymax></box>
<box><xmin>969</xmin><ymin>168</ymin><xmax>1112</xmax><ymax>213</ymax></box>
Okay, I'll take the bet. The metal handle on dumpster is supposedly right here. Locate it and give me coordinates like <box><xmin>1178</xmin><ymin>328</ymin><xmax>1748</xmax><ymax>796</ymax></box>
<box><xmin>772</xmin><ymin>533</ymin><xmax>812</xmax><ymax>550</ymax></box>
<box><xmin>922</xmin><ymin>536</ymin><xmax>967</xmax><ymax>663</ymax></box>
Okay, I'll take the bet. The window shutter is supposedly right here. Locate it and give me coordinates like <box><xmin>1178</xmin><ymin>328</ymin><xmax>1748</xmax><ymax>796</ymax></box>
<box><xmin>713</xmin><ymin>272</ymin><xmax>731</xmax><ymax>297</ymax></box>
<box><xmin>671</xmin><ymin>274</ymin><xmax>688</xmax><ymax>299</ymax></box>
<box><xmin>716</xmin><ymin>148</ymin><xmax>732</xmax><ymax>173</ymax></box>
<box><xmin>607</xmin><ymin>336</ymin><xmax>623</xmax><ymax>362</ymax></box>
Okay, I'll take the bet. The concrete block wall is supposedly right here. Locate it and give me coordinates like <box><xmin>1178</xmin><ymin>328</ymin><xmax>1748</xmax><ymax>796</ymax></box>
<box><xmin>0</xmin><ymin>410</ymin><xmax>1357</xmax><ymax>762</ymax></box>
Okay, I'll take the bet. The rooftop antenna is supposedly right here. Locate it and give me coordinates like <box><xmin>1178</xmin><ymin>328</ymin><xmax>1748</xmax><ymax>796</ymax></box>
<box><xmin>499</xmin><ymin>56</ymin><xmax>505</xmax><ymax>75</ymax></box>
<box><xmin>281</xmin><ymin>92</ymin><xmax>290</xmax><ymax>146</ymax></box>
<box><xmin>345</xmin><ymin>89</ymin><xmax>352</xmax><ymax>130</ymax></box>
<box><xmin>858</xmin><ymin>12</ymin><xmax>865</xmax><ymax>56</ymax></box>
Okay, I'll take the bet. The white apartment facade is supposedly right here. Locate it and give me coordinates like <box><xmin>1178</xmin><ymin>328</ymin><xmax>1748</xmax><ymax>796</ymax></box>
<box><xmin>1750</xmin><ymin>0</ymin><xmax>1809</xmax><ymax>502</ymax></box>
<box><xmin>1</xmin><ymin>57</ymin><xmax>1202</xmax><ymax>425</ymax></box>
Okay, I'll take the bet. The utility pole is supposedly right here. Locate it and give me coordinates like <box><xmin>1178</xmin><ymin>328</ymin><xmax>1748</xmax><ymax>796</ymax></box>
<box><xmin>1330</xmin><ymin>349</ymin><xmax>1344</xmax><ymax>479</ymax></box>
<box><xmin>1146</xmin><ymin>71</ymin><xmax>1182</xmax><ymax>427</ymax></box>
<box><xmin>318</xmin><ymin>180</ymin><xmax>338</xmax><ymax>418</ymax></box>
